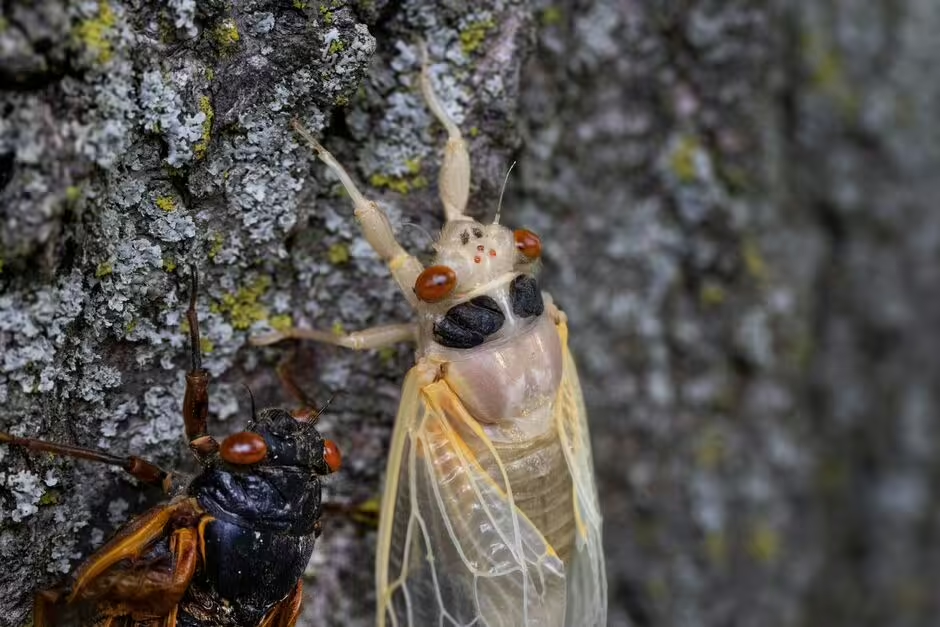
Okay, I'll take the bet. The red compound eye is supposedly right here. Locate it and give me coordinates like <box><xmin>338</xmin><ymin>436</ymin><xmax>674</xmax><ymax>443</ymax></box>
<box><xmin>220</xmin><ymin>431</ymin><xmax>268</xmax><ymax>465</ymax></box>
<box><xmin>414</xmin><ymin>265</ymin><xmax>457</xmax><ymax>303</ymax></box>
<box><xmin>323</xmin><ymin>439</ymin><xmax>342</xmax><ymax>473</ymax></box>
<box><xmin>514</xmin><ymin>229</ymin><xmax>542</xmax><ymax>260</ymax></box>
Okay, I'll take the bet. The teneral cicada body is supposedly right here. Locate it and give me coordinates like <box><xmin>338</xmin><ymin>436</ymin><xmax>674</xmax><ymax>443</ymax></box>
<box><xmin>256</xmin><ymin>46</ymin><xmax>606</xmax><ymax>627</ymax></box>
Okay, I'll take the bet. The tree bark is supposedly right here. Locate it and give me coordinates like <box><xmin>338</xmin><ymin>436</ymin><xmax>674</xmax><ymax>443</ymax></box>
<box><xmin>1</xmin><ymin>1</ymin><xmax>936</xmax><ymax>627</ymax></box>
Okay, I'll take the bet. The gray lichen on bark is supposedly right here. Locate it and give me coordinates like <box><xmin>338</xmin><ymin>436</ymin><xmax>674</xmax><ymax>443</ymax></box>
<box><xmin>2</xmin><ymin>0</ymin><xmax>939</xmax><ymax>626</ymax></box>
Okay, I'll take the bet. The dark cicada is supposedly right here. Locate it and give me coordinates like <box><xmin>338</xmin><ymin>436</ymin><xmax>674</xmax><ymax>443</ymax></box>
<box><xmin>1</xmin><ymin>270</ymin><xmax>341</xmax><ymax>627</ymax></box>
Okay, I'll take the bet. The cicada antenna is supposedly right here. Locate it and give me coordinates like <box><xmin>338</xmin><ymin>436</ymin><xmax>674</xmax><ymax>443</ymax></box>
<box><xmin>312</xmin><ymin>393</ymin><xmax>339</xmax><ymax>424</ymax></box>
<box><xmin>241</xmin><ymin>383</ymin><xmax>257</xmax><ymax>422</ymax></box>
<box><xmin>493</xmin><ymin>161</ymin><xmax>517</xmax><ymax>226</ymax></box>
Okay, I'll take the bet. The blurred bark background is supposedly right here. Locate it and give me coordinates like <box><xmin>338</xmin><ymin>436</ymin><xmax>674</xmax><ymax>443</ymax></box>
<box><xmin>1</xmin><ymin>1</ymin><xmax>937</xmax><ymax>626</ymax></box>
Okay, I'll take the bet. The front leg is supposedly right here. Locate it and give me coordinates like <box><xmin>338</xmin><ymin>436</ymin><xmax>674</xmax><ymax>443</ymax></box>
<box><xmin>291</xmin><ymin>121</ymin><xmax>425</xmax><ymax>305</ymax></box>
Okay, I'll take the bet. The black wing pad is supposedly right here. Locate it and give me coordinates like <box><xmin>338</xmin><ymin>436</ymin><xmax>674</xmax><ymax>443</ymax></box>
<box><xmin>434</xmin><ymin>295</ymin><xmax>505</xmax><ymax>349</ymax></box>
<box><xmin>510</xmin><ymin>275</ymin><xmax>544</xmax><ymax>318</ymax></box>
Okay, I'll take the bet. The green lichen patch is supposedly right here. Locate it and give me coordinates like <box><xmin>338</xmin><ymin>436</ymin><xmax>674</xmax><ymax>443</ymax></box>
<box><xmin>327</xmin><ymin>242</ymin><xmax>350</xmax><ymax>265</ymax></box>
<box><xmin>328</xmin><ymin>38</ymin><xmax>346</xmax><ymax>55</ymax></box>
<box><xmin>746</xmin><ymin>522</ymin><xmax>781</xmax><ymax>564</ymax></box>
<box><xmin>155</xmin><ymin>196</ymin><xmax>177</xmax><ymax>212</ymax></box>
<box><xmin>95</xmin><ymin>261</ymin><xmax>114</xmax><ymax>278</ymax></box>
<box><xmin>368</xmin><ymin>159</ymin><xmax>428</xmax><ymax>195</ymax></box>
<box><xmin>378</xmin><ymin>346</ymin><xmax>397</xmax><ymax>365</ymax></box>
<box><xmin>213</xmin><ymin>19</ymin><xmax>241</xmax><ymax>53</ymax></box>
<box><xmin>162</xmin><ymin>257</ymin><xmax>177</xmax><ymax>272</ymax></box>
<box><xmin>460</xmin><ymin>16</ymin><xmax>496</xmax><ymax>56</ymax></box>
<box><xmin>539</xmin><ymin>7</ymin><xmax>564</xmax><ymax>26</ymax></box>
<box><xmin>73</xmin><ymin>0</ymin><xmax>117</xmax><ymax>64</ymax></box>
<box><xmin>39</xmin><ymin>490</ymin><xmax>60</xmax><ymax>506</ymax></box>
<box><xmin>802</xmin><ymin>32</ymin><xmax>859</xmax><ymax>117</ymax></box>
<box><xmin>699</xmin><ymin>282</ymin><xmax>726</xmax><ymax>307</ymax></box>
<box><xmin>194</xmin><ymin>96</ymin><xmax>214</xmax><ymax>160</ymax></box>
<box><xmin>740</xmin><ymin>236</ymin><xmax>769</xmax><ymax>283</ymax></box>
<box><xmin>669</xmin><ymin>135</ymin><xmax>703</xmax><ymax>183</ymax></box>
<box><xmin>215</xmin><ymin>276</ymin><xmax>272</xmax><ymax>330</ymax></box>
<box><xmin>66</xmin><ymin>186</ymin><xmax>83</xmax><ymax>203</ymax></box>
<box><xmin>270</xmin><ymin>315</ymin><xmax>294</xmax><ymax>333</ymax></box>
<box><xmin>207</xmin><ymin>233</ymin><xmax>225</xmax><ymax>261</ymax></box>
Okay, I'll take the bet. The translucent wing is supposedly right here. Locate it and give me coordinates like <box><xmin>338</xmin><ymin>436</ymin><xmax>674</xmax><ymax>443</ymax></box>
<box><xmin>554</xmin><ymin>320</ymin><xmax>608</xmax><ymax>627</ymax></box>
<box><xmin>376</xmin><ymin>366</ymin><xmax>567</xmax><ymax>627</ymax></box>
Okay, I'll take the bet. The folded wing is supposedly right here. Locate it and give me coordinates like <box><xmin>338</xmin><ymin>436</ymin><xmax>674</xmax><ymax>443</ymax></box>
<box><xmin>376</xmin><ymin>368</ymin><xmax>567</xmax><ymax>627</ymax></box>
<box><xmin>554</xmin><ymin>321</ymin><xmax>608</xmax><ymax>627</ymax></box>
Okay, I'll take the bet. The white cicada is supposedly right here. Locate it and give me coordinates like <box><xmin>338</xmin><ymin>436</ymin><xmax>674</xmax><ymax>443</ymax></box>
<box><xmin>260</xmin><ymin>50</ymin><xmax>607</xmax><ymax>627</ymax></box>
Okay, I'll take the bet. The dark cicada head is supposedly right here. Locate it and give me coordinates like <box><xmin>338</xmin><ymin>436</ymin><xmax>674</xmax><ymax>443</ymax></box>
<box><xmin>218</xmin><ymin>408</ymin><xmax>341</xmax><ymax>475</ymax></box>
<box><xmin>190</xmin><ymin>408</ymin><xmax>340</xmax><ymax>536</ymax></box>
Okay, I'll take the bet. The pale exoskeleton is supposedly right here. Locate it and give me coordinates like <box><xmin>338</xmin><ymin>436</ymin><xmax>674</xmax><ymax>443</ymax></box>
<box><xmin>256</xmin><ymin>49</ymin><xmax>607</xmax><ymax>627</ymax></box>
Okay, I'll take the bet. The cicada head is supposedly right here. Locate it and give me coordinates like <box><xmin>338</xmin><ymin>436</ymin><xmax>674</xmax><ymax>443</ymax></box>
<box><xmin>408</xmin><ymin>217</ymin><xmax>548</xmax><ymax>353</ymax></box>
<box><xmin>218</xmin><ymin>409</ymin><xmax>340</xmax><ymax>476</ymax></box>
<box><xmin>414</xmin><ymin>219</ymin><xmax>543</xmax><ymax>303</ymax></box>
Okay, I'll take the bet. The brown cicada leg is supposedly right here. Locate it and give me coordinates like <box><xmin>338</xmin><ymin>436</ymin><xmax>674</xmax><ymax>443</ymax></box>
<box><xmin>182</xmin><ymin>268</ymin><xmax>218</xmax><ymax>463</ymax></box>
<box><xmin>71</xmin><ymin>524</ymin><xmax>200</xmax><ymax>618</ymax></box>
<box><xmin>274</xmin><ymin>353</ymin><xmax>338</xmax><ymax>424</ymax></box>
<box><xmin>33</xmin><ymin>588</ymin><xmax>66</xmax><ymax>627</ymax></box>
<box><xmin>68</xmin><ymin>498</ymin><xmax>204</xmax><ymax>602</ymax></box>
<box><xmin>0</xmin><ymin>432</ymin><xmax>171</xmax><ymax>490</ymax></box>
<box><xmin>276</xmin><ymin>350</ymin><xmax>320</xmax><ymax>418</ymax></box>
<box><xmin>32</xmin><ymin>499</ymin><xmax>205</xmax><ymax>627</ymax></box>
<box><xmin>258</xmin><ymin>580</ymin><xmax>303</xmax><ymax>627</ymax></box>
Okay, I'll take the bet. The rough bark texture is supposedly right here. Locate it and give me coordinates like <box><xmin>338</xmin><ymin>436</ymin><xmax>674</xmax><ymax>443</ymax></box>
<box><xmin>0</xmin><ymin>1</ymin><xmax>936</xmax><ymax>627</ymax></box>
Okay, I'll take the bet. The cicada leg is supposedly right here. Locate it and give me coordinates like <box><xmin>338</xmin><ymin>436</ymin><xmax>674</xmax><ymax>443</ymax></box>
<box><xmin>0</xmin><ymin>432</ymin><xmax>173</xmax><ymax>491</ymax></box>
<box><xmin>68</xmin><ymin>499</ymin><xmax>204</xmax><ymax>603</ymax></box>
<box><xmin>253</xmin><ymin>322</ymin><xmax>417</xmax><ymax>351</ymax></box>
<box><xmin>30</xmin><ymin>500</ymin><xmax>205</xmax><ymax>627</ymax></box>
<box><xmin>182</xmin><ymin>268</ymin><xmax>218</xmax><ymax>462</ymax></box>
<box><xmin>419</xmin><ymin>42</ymin><xmax>470</xmax><ymax>223</ymax></box>
<box><xmin>258</xmin><ymin>580</ymin><xmax>304</xmax><ymax>627</ymax></box>
<box><xmin>291</xmin><ymin>121</ymin><xmax>425</xmax><ymax>304</ymax></box>
<box><xmin>33</xmin><ymin>588</ymin><xmax>66</xmax><ymax>627</ymax></box>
